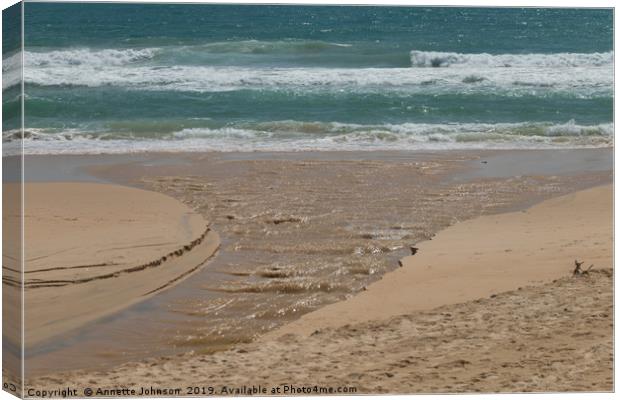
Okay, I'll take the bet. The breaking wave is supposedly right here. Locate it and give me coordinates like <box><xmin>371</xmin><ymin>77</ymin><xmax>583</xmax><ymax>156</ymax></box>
<box><xmin>23</xmin><ymin>64</ymin><xmax>612</xmax><ymax>97</ymax></box>
<box><xmin>16</xmin><ymin>46</ymin><xmax>613</xmax><ymax>97</ymax></box>
<box><xmin>25</xmin><ymin>48</ymin><xmax>159</xmax><ymax>67</ymax></box>
<box><xmin>410</xmin><ymin>50</ymin><xmax>613</xmax><ymax>68</ymax></box>
<box><xmin>10</xmin><ymin>44</ymin><xmax>614</xmax><ymax>155</ymax></box>
<box><xmin>2</xmin><ymin>51</ymin><xmax>22</xmax><ymax>89</ymax></box>
<box><xmin>6</xmin><ymin>120</ymin><xmax>613</xmax><ymax>155</ymax></box>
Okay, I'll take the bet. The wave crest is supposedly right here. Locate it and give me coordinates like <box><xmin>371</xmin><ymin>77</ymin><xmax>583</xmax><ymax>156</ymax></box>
<box><xmin>195</xmin><ymin>39</ymin><xmax>352</xmax><ymax>54</ymax></box>
<box><xmin>410</xmin><ymin>50</ymin><xmax>613</xmax><ymax>68</ymax></box>
<box><xmin>23</xmin><ymin>64</ymin><xmax>612</xmax><ymax>97</ymax></box>
<box><xmin>2</xmin><ymin>51</ymin><xmax>22</xmax><ymax>89</ymax></box>
<box><xmin>25</xmin><ymin>48</ymin><xmax>159</xmax><ymax>67</ymax></box>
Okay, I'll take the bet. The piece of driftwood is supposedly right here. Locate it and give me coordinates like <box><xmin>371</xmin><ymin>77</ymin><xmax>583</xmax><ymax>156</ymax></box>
<box><xmin>573</xmin><ymin>259</ymin><xmax>594</xmax><ymax>276</ymax></box>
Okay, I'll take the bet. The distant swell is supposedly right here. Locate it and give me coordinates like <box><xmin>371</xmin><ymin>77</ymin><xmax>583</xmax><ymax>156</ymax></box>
<box><xmin>21</xmin><ymin>40</ymin><xmax>352</xmax><ymax>68</ymax></box>
<box><xmin>410</xmin><ymin>50</ymin><xmax>613</xmax><ymax>68</ymax></box>
<box><xmin>192</xmin><ymin>39</ymin><xmax>353</xmax><ymax>54</ymax></box>
<box><xmin>23</xmin><ymin>47</ymin><xmax>614</xmax><ymax>70</ymax></box>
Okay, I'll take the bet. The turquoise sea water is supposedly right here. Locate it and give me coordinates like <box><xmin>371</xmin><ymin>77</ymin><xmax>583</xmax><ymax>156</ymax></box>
<box><xmin>2</xmin><ymin>4</ymin><xmax>614</xmax><ymax>153</ymax></box>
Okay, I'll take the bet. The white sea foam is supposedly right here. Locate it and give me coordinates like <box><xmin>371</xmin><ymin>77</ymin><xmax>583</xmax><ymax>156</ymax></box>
<box><xmin>410</xmin><ymin>50</ymin><xmax>613</xmax><ymax>68</ymax></box>
<box><xmin>9</xmin><ymin>121</ymin><xmax>613</xmax><ymax>155</ymax></box>
<box><xmin>2</xmin><ymin>51</ymin><xmax>22</xmax><ymax>89</ymax></box>
<box><xmin>13</xmin><ymin>46</ymin><xmax>614</xmax><ymax>155</ymax></box>
<box><xmin>25</xmin><ymin>48</ymin><xmax>159</xmax><ymax>67</ymax></box>
<box><xmin>23</xmin><ymin>63</ymin><xmax>613</xmax><ymax>97</ymax></box>
<box><xmin>18</xmin><ymin>47</ymin><xmax>612</xmax><ymax>96</ymax></box>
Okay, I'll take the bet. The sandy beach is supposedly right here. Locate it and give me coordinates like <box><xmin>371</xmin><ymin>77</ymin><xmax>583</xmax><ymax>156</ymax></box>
<box><xmin>27</xmin><ymin>179</ymin><xmax>613</xmax><ymax>393</ymax></box>
<box><xmin>13</xmin><ymin>183</ymin><xmax>220</xmax><ymax>347</ymax></box>
<box><xmin>6</xmin><ymin>148</ymin><xmax>608</xmax><ymax>394</ymax></box>
<box><xmin>266</xmin><ymin>184</ymin><xmax>612</xmax><ymax>338</ymax></box>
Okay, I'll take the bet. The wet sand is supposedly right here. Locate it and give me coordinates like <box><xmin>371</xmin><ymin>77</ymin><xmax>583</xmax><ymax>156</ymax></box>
<box><xmin>10</xmin><ymin>183</ymin><xmax>220</xmax><ymax>347</ymax></box>
<box><xmin>28</xmin><ymin>183</ymin><xmax>613</xmax><ymax>393</ymax></box>
<box><xmin>6</xmin><ymin>148</ymin><xmax>612</xmax><ymax>392</ymax></box>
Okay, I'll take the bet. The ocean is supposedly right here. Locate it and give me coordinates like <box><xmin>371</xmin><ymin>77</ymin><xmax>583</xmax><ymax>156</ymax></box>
<box><xmin>2</xmin><ymin>4</ymin><xmax>614</xmax><ymax>154</ymax></box>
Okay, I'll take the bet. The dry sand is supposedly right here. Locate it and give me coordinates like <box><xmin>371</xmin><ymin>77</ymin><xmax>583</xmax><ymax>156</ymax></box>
<box><xmin>30</xmin><ymin>269</ymin><xmax>612</xmax><ymax>393</ymax></box>
<box><xmin>27</xmin><ymin>184</ymin><xmax>613</xmax><ymax>393</ymax></box>
<box><xmin>4</xmin><ymin>183</ymin><xmax>220</xmax><ymax>347</ymax></box>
